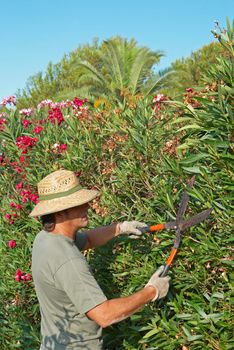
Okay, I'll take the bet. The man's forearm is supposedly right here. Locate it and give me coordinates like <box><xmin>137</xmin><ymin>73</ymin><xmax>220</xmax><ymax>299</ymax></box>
<box><xmin>84</xmin><ymin>223</ymin><xmax>120</xmax><ymax>249</ymax></box>
<box><xmin>86</xmin><ymin>286</ymin><xmax>156</xmax><ymax>328</ymax></box>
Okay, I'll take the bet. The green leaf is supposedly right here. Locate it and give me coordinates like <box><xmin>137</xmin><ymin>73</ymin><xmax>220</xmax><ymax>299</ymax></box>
<box><xmin>143</xmin><ymin>328</ymin><xmax>160</xmax><ymax>339</ymax></box>
<box><xmin>180</xmin><ymin>153</ymin><xmax>209</xmax><ymax>164</ymax></box>
<box><xmin>182</xmin><ymin>166</ymin><xmax>200</xmax><ymax>174</ymax></box>
<box><xmin>177</xmin><ymin>124</ymin><xmax>202</xmax><ymax>132</ymax></box>
<box><xmin>176</xmin><ymin>314</ymin><xmax>193</xmax><ymax>320</ymax></box>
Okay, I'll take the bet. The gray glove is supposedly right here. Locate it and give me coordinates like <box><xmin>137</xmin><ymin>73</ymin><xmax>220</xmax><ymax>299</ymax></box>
<box><xmin>145</xmin><ymin>265</ymin><xmax>170</xmax><ymax>301</ymax></box>
<box><xmin>117</xmin><ymin>221</ymin><xmax>148</xmax><ymax>238</ymax></box>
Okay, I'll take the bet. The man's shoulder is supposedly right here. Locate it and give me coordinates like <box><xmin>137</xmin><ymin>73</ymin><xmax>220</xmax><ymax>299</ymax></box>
<box><xmin>32</xmin><ymin>230</ymin><xmax>84</xmax><ymax>276</ymax></box>
<box><xmin>33</xmin><ymin>230</ymin><xmax>81</xmax><ymax>259</ymax></box>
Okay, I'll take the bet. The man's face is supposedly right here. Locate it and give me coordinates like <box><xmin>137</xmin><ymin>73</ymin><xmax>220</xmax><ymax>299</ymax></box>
<box><xmin>60</xmin><ymin>203</ymin><xmax>90</xmax><ymax>229</ymax></box>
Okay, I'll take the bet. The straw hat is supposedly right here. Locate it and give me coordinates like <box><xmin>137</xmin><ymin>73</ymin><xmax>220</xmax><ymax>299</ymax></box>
<box><xmin>29</xmin><ymin>169</ymin><xmax>99</xmax><ymax>217</ymax></box>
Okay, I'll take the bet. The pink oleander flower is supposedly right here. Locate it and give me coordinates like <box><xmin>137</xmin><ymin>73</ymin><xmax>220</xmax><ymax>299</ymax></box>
<box><xmin>19</xmin><ymin>187</ymin><xmax>39</xmax><ymax>204</ymax></box>
<box><xmin>16</xmin><ymin>182</ymin><xmax>24</xmax><ymax>190</ymax></box>
<box><xmin>5</xmin><ymin>213</ymin><xmax>12</xmax><ymax>220</ymax></box>
<box><xmin>19</xmin><ymin>155</ymin><xmax>26</xmax><ymax>163</ymax></box>
<box><xmin>59</xmin><ymin>144</ymin><xmax>67</xmax><ymax>152</ymax></box>
<box><xmin>47</xmin><ymin>107</ymin><xmax>64</xmax><ymax>125</ymax></box>
<box><xmin>15</xmin><ymin>268</ymin><xmax>31</xmax><ymax>282</ymax></box>
<box><xmin>15</xmin><ymin>166</ymin><xmax>23</xmax><ymax>173</ymax></box>
<box><xmin>72</xmin><ymin>97</ymin><xmax>87</xmax><ymax>109</ymax></box>
<box><xmin>0</xmin><ymin>116</ymin><xmax>8</xmax><ymax>131</ymax></box>
<box><xmin>30</xmin><ymin>194</ymin><xmax>39</xmax><ymax>204</ymax></box>
<box><xmin>19</xmin><ymin>108</ymin><xmax>34</xmax><ymax>117</ymax></box>
<box><xmin>22</xmin><ymin>119</ymin><xmax>31</xmax><ymax>128</ymax></box>
<box><xmin>0</xmin><ymin>95</ymin><xmax>17</xmax><ymax>106</ymax></box>
<box><xmin>52</xmin><ymin>143</ymin><xmax>59</xmax><ymax>149</ymax></box>
<box><xmin>51</xmin><ymin>101</ymin><xmax>67</xmax><ymax>109</ymax></box>
<box><xmin>16</xmin><ymin>136</ymin><xmax>38</xmax><ymax>152</ymax></box>
<box><xmin>33</xmin><ymin>126</ymin><xmax>43</xmax><ymax>134</ymax></box>
<box><xmin>15</xmin><ymin>268</ymin><xmax>23</xmax><ymax>282</ymax></box>
<box><xmin>8</xmin><ymin>240</ymin><xmax>16</xmax><ymax>248</ymax></box>
<box><xmin>11</xmin><ymin>161</ymin><xmax>18</xmax><ymax>166</ymax></box>
<box><xmin>153</xmin><ymin>94</ymin><xmax>167</xmax><ymax>103</ymax></box>
<box><xmin>11</xmin><ymin>161</ymin><xmax>23</xmax><ymax>173</ymax></box>
<box><xmin>37</xmin><ymin>99</ymin><xmax>53</xmax><ymax>109</ymax></box>
<box><xmin>186</xmin><ymin>88</ymin><xmax>193</xmax><ymax>93</ymax></box>
<box><xmin>38</xmin><ymin>118</ymin><xmax>47</xmax><ymax>125</ymax></box>
<box><xmin>10</xmin><ymin>202</ymin><xmax>15</xmax><ymax>208</ymax></box>
<box><xmin>0</xmin><ymin>117</ymin><xmax>7</xmax><ymax>124</ymax></box>
<box><xmin>16</xmin><ymin>204</ymin><xmax>23</xmax><ymax>210</ymax></box>
<box><xmin>21</xmin><ymin>273</ymin><xmax>31</xmax><ymax>281</ymax></box>
<box><xmin>152</xmin><ymin>94</ymin><xmax>167</xmax><ymax>111</ymax></box>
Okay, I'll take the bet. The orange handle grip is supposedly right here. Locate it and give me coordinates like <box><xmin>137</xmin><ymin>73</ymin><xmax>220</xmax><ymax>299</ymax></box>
<box><xmin>149</xmin><ymin>223</ymin><xmax>165</xmax><ymax>232</ymax></box>
<box><xmin>166</xmin><ymin>248</ymin><xmax>178</xmax><ymax>266</ymax></box>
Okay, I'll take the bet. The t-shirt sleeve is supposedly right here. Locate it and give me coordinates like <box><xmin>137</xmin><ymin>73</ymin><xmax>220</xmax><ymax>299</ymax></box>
<box><xmin>54</xmin><ymin>256</ymin><xmax>107</xmax><ymax>314</ymax></box>
<box><xmin>74</xmin><ymin>232</ymin><xmax>88</xmax><ymax>251</ymax></box>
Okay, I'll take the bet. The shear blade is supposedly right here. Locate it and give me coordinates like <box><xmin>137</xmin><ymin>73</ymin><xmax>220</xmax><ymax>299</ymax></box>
<box><xmin>179</xmin><ymin>208</ymin><xmax>212</xmax><ymax>231</ymax></box>
<box><xmin>176</xmin><ymin>176</ymin><xmax>196</xmax><ymax>222</ymax></box>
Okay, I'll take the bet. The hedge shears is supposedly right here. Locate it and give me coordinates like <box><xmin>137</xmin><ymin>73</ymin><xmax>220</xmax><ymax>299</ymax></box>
<box><xmin>140</xmin><ymin>176</ymin><xmax>212</xmax><ymax>277</ymax></box>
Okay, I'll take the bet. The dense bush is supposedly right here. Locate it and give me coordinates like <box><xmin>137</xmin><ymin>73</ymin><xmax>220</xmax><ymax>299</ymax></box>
<box><xmin>0</xmin><ymin>20</ymin><xmax>233</xmax><ymax>350</ymax></box>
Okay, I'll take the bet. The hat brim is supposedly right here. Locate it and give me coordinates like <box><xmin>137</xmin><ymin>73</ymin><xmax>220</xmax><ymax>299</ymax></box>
<box><xmin>29</xmin><ymin>189</ymin><xmax>99</xmax><ymax>217</ymax></box>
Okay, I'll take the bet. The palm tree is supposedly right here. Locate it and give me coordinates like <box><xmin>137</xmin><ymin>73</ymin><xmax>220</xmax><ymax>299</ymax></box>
<box><xmin>73</xmin><ymin>37</ymin><xmax>170</xmax><ymax>105</ymax></box>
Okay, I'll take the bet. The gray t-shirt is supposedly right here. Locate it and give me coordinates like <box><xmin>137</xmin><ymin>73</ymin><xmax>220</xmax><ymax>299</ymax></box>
<box><xmin>32</xmin><ymin>230</ymin><xmax>107</xmax><ymax>350</ymax></box>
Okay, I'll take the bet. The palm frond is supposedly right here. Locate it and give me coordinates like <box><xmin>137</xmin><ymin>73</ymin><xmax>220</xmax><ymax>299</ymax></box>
<box><xmin>144</xmin><ymin>70</ymin><xmax>174</xmax><ymax>97</ymax></box>
<box><xmin>78</xmin><ymin>61</ymin><xmax>107</xmax><ymax>85</ymax></box>
<box><xmin>129</xmin><ymin>49</ymin><xmax>164</xmax><ymax>94</ymax></box>
<box><xmin>101</xmin><ymin>40</ymin><xmax>124</xmax><ymax>89</ymax></box>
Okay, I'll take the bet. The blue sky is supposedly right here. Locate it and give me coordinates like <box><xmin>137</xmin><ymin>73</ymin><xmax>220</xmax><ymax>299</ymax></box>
<box><xmin>0</xmin><ymin>0</ymin><xmax>233</xmax><ymax>101</ymax></box>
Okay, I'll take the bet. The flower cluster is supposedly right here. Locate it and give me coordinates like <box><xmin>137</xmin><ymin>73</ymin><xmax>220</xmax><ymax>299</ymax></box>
<box><xmin>38</xmin><ymin>99</ymin><xmax>72</xmax><ymax>109</ymax></box>
<box><xmin>17</xmin><ymin>186</ymin><xmax>38</xmax><ymax>204</ymax></box>
<box><xmin>19</xmin><ymin>108</ymin><xmax>34</xmax><ymax>117</ymax></box>
<box><xmin>5</xmin><ymin>213</ymin><xmax>16</xmax><ymax>225</ymax></box>
<box><xmin>152</xmin><ymin>94</ymin><xmax>167</xmax><ymax>111</ymax></box>
<box><xmin>4</xmin><ymin>200</ymin><xmax>24</xmax><ymax>224</ymax></box>
<box><xmin>74</xmin><ymin>106</ymin><xmax>91</xmax><ymax>121</ymax></box>
<box><xmin>10</xmin><ymin>155</ymin><xmax>28</xmax><ymax>174</ymax></box>
<box><xmin>183</xmin><ymin>88</ymin><xmax>202</xmax><ymax>108</ymax></box>
<box><xmin>90</xmin><ymin>197</ymin><xmax>108</xmax><ymax>217</ymax></box>
<box><xmin>100</xmin><ymin>161</ymin><xmax>116</xmax><ymax>176</ymax></box>
<box><xmin>163</xmin><ymin>136</ymin><xmax>180</xmax><ymax>156</ymax></box>
<box><xmin>0</xmin><ymin>115</ymin><xmax>7</xmax><ymax>131</ymax></box>
<box><xmin>0</xmin><ymin>95</ymin><xmax>17</xmax><ymax>106</ymax></box>
<box><xmin>22</xmin><ymin>119</ymin><xmax>32</xmax><ymax>128</ymax></box>
<box><xmin>103</xmin><ymin>133</ymin><xmax>128</xmax><ymax>153</ymax></box>
<box><xmin>73</xmin><ymin>97</ymin><xmax>87</xmax><ymax>108</ymax></box>
<box><xmin>16</xmin><ymin>136</ymin><xmax>38</xmax><ymax>153</ymax></box>
<box><xmin>51</xmin><ymin>143</ymin><xmax>67</xmax><ymax>154</ymax></box>
<box><xmin>0</xmin><ymin>153</ymin><xmax>5</xmax><ymax>163</ymax></box>
<box><xmin>15</xmin><ymin>268</ymin><xmax>31</xmax><ymax>282</ymax></box>
<box><xmin>37</xmin><ymin>97</ymin><xmax>87</xmax><ymax>111</ymax></box>
<box><xmin>48</xmin><ymin>107</ymin><xmax>64</xmax><ymax>125</ymax></box>
<box><xmin>37</xmin><ymin>99</ymin><xmax>53</xmax><ymax>109</ymax></box>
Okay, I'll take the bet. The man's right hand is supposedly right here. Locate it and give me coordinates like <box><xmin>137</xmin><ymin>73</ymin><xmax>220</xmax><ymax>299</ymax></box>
<box><xmin>145</xmin><ymin>265</ymin><xmax>170</xmax><ymax>301</ymax></box>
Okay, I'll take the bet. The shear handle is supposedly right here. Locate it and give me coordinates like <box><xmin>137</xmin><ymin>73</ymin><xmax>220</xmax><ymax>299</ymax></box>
<box><xmin>160</xmin><ymin>248</ymin><xmax>178</xmax><ymax>277</ymax></box>
<box><xmin>139</xmin><ymin>223</ymin><xmax>165</xmax><ymax>234</ymax></box>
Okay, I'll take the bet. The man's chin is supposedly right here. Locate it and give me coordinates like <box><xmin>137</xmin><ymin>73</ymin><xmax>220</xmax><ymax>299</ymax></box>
<box><xmin>81</xmin><ymin>218</ymin><xmax>89</xmax><ymax>226</ymax></box>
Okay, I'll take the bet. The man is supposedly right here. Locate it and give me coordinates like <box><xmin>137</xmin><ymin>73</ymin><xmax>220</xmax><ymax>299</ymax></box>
<box><xmin>30</xmin><ymin>169</ymin><xmax>170</xmax><ymax>350</ymax></box>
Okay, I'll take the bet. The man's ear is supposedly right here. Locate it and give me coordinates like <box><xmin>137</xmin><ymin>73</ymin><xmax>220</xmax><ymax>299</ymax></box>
<box><xmin>55</xmin><ymin>210</ymin><xmax>66</xmax><ymax>222</ymax></box>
